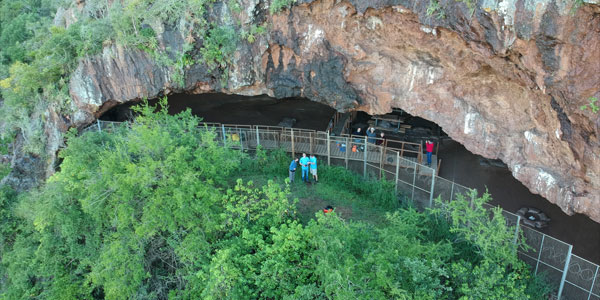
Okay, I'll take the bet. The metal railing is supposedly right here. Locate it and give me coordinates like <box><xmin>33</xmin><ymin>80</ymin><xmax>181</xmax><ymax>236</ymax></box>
<box><xmin>86</xmin><ymin>120</ymin><xmax>599</xmax><ymax>300</ymax></box>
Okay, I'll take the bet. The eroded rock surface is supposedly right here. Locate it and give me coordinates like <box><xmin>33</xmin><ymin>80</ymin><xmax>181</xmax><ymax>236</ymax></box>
<box><xmin>65</xmin><ymin>0</ymin><xmax>600</xmax><ymax>221</ymax></box>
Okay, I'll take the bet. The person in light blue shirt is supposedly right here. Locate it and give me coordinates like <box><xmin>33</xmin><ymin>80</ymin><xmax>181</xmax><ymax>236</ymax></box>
<box><xmin>309</xmin><ymin>154</ymin><xmax>318</xmax><ymax>182</ymax></box>
<box><xmin>289</xmin><ymin>158</ymin><xmax>298</xmax><ymax>183</ymax></box>
<box><xmin>299</xmin><ymin>153</ymin><xmax>310</xmax><ymax>183</ymax></box>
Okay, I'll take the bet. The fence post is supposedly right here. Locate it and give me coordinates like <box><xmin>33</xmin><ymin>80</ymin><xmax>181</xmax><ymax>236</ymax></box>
<box><xmin>469</xmin><ymin>192</ymin><xmax>475</xmax><ymax>210</ymax></box>
<box><xmin>394</xmin><ymin>151</ymin><xmax>400</xmax><ymax>194</ymax></box>
<box><xmin>589</xmin><ymin>266</ymin><xmax>599</xmax><ymax>300</ymax></box>
<box><xmin>429</xmin><ymin>168</ymin><xmax>436</xmax><ymax>207</ymax></box>
<box><xmin>558</xmin><ymin>245</ymin><xmax>573</xmax><ymax>300</ymax></box>
<box><xmin>411</xmin><ymin>162</ymin><xmax>417</xmax><ymax>202</ymax></box>
<box><xmin>291</xmin><ymin>129</ymin><xmax>295</xmax><ymax>158</ymax></box>
<box><xmin>327</xmin><ymin>132</ymin><xmax>331</xmax><ymax>166</ymax></box>
<box><xmin>379</xmin><ymin>143</ymin><xmax>385</xmax><ymax>179</ymax></box>
<box><xmin>345</xmin><ymin>136</ymin><xmax>349</xmax><ymax>169</ymax></box>
<box><xmin>256</xmin><ymin>127</ymin><xmax>260</xmax><ymax>147</ymax></box>
<box><xmin>310</xmin><ymin>132</ymin><xmax>314</xmax><ymax>154</ymax></box>
<box><xmin>450</xmin><ymin>181</ymin><xmax>455</xmax><ymax>202</ymax></box>
<box><xmin>239</xmin><ymin>129</ymin><xmax>243</xmax><ymax>152</ymax></box>
<box><xmin>535</xmin><ymin>235</ymin><xmax>545</xmax><ymax>274</ymax></box>
<box><xmin>513</xmin><ymin>215</ymin><xmax>521</xmax><ymax>245</ymax></box>
<box><xmin>363</xmin><ymin>137</ymin><xmax>367</xmax><ymax>179</ymax></box>
<box><xmin>97</xmin><ymin>119</ymin><xmax>101</xmax><ymax>132</ymax></box>
<box><xmin>221</xmin><ymin>125</ymin><xmax>226</xmax><ymax>147</ymax></box>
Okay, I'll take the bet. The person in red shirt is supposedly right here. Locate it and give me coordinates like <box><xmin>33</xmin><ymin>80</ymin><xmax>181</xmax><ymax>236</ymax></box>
<box><xmin>425</xmin><ymin>140</ymin><xmax>434</xmax><ymax>167</ymax></box>
<box><xmin>375</xmin><ymin>132</ymin><xmax>386</xmax><ymax>146</ymax></box>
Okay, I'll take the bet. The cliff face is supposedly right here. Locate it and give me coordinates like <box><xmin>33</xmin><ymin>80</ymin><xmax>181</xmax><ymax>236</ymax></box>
<box><xmin>63</xmin><ymin>0</ymin><xmax>600</xmax><ymax>221</ymax></box>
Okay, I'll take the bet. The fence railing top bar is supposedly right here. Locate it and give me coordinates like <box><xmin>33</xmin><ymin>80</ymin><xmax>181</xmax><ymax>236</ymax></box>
<box><xmin>563</xmin><ymin>280</ymin><xmax>600</xmax><ymax>296</ymax></box>
<box><xmin>387</xmin><ymin>147</ymin><xmax>420</xmax><ymax>154</ymax></box>
<box><xmin>339</xmin><ymin>133</ymin><xmax>422</xmax><ymax>147</ymax></box>
<box><xmin>222</xmin><ymin>124</ymin><xmax>253</xmax><ymax>128</ymax></box>
<box><xmin>542</xmin><ymin>233</ymin><xmax>573</xmax><ymax>247</ymax></box>
<box><xmin>570</xmin><ymin>254</ymin><xmax>600</xmax><ymax>266</ymax></box>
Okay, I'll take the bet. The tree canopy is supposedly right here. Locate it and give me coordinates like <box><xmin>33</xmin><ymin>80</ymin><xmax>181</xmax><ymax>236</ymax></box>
<box><xmin>0</xmin><ymin>100</ymin><xmax>551</xmax><ymax>299</ymax></box>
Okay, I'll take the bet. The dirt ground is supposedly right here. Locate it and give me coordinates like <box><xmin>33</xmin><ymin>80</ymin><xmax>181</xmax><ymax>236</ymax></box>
<box><xmin>438</xmin><ymin>140</ymin><xmax>600</xmax><ymax>264</ymax></box>
<box><xmin>296</xmin><ymin>191</ymin><xmax>354</xmax><ymax>223</ymax></box>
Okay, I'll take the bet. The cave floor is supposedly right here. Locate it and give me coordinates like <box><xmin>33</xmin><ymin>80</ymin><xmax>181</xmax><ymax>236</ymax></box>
<box><xmin>438</xmin><ymin>140</ymin><xmax>600</xmax><ymax>264</ymax></box>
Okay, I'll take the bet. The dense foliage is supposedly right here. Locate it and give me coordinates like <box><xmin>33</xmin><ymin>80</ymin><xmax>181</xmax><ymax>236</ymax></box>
<box><xmin>0</xmin><ymin>0</ymin><xmax>271</xmax><ymax>156</ymax></box>
<box><xmin>0</xmin><ymin>101</ymin><xmax>550</xmax><ymax>299</ymax></box>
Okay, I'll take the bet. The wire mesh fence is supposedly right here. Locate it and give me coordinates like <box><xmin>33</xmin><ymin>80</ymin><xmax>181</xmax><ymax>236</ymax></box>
<box><xmin>85</xmin><ymin>120</ymin><xmax>599</xmax><ymax>300</ymax></box>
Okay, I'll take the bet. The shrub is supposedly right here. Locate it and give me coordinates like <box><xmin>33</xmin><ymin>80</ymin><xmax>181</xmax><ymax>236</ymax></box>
<box><xmin>270</xmin><ymin>0</ymin><xmax>296</xmax><ymax>14</ymax></box>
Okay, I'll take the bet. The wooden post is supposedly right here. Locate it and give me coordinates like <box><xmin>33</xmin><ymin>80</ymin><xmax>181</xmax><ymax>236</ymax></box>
<box><xmin>345</xmin><ymin>136</ymin><xmax>349</xmax><ymax>169</ymax></box>
<box><xmin>327</xmin><ymin>131</ymin><xmax>331</xmax><ymax>166</ymax></box>
<box><xmin>291</xmin><ymin>129</ymin><xmax>295</xmax><ymax>158</ymax></box>
<box><xmin>400</xmin><ymin>142</ymin><xmax>404</xmax><ymax>157</ymax></box>
<box><xmin>363</xmin><ymin>136</ymin><xmax>367</xmax><ymax>178</ymax></box>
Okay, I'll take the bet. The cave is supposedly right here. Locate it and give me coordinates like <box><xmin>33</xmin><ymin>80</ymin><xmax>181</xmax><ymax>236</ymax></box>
<box><xmin>3</xmin><ymin>0</ymin><xmax>599</xmax><ymax>297</ymax></box>
<box><xmin>100</xmin><ymin>93</ymin><xmax>600</xmax><ymax>264</ymax></box>
<box><xmin>100</xmin><ymin>93</ymin><xmax>336</xmax><ymax>131</ymax></box>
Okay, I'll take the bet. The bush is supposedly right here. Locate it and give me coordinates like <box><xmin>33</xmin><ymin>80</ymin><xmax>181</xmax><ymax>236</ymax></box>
<box><xmin>270</xmin><ymin>0</ymin><xmax>296</xmax><ymax>14</ymax></box>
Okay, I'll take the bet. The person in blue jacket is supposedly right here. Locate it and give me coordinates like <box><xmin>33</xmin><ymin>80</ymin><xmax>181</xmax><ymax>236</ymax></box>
<box><xmin>289</xmin><ymin>158</ymin><xmax>298</xmax><ymax>183</ymax></box>
<box><xmin>299</xmin><ymin>153</ymin><xmax>310</xmax><ymax>183</ymax></box>
<box><xmin>366</xmin><ymin>127</ymin><xmax>377</xmax><ymax>144</ymax></box>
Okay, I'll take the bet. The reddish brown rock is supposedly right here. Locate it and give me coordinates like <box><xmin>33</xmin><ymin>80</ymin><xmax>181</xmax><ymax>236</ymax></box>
<box><xmin>65</xmin><ymin>0</ymin><xmax>600</xmax><ymax>222</ymax></box>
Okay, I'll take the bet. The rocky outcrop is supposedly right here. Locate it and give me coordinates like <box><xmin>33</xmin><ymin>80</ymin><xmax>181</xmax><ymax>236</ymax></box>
<box><xmin>64</xmin><ymin>0</ymin><xmax>600</xmax><ymax>221</ymax></box>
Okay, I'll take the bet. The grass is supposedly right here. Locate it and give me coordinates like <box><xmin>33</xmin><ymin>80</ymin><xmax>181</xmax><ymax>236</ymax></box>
<box><xmin>292</xmin><ymin>180</ymin><xmax>393</xmax><ymax>225</ymax></box>
<box><xmin>237</xmin><ymin>149</ymin><xmax>406</xmax><ymax>226</ymax></box>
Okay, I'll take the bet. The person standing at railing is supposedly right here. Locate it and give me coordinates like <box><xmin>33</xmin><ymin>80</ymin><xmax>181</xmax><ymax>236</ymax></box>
<box><xmin>353</xmin><ymin>127</ymin><xmax>363</xmax><ymax>152</ymax></box>
<box><xmin>376</xmin><ymin>132</ymin><xmax>386</xmax><ymax>146</ymax></box>
<box><xmin>289</xmin><ymin>158</ymin><xmax>299</xmax><ymax>183</ymax></box>
<box><xmin>425</xmin><ymin>140</ymin><xmax>434</xmax><ymax>167</ymax></box>
<box><xmin>309</xmin><ymin>154</ymin><xmax>318</xmax><ymax>183</ymax></box>
<box><xmin>299</xmin><ymin>153</ymin><xmax>310</xmax><ymax>183</ymax></box>
<box><xmin>366</xmin><ymin>127</ymin><xmax>376</xmax><ymax>144</ymax></box>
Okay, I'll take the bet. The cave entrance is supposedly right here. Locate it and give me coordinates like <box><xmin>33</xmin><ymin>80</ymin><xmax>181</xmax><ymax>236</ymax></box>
<box><xmin>100</xmin><ymin>93</ymin><xmax>337</xmax><ymax>132</ymax></box>
<box><xmin>99</xmin><ymin>94</ymin><xmax>600</xmax><ymax>264</ymax></box>
<box><xmin>345</xmin><ymin>109</ymin><xmax>448</xmax><ymax>171</ymax></box>
<box><xmin>346</xmin><ymin>109</ymin><xmax>600</xmax><ymax>264</ymax></box>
